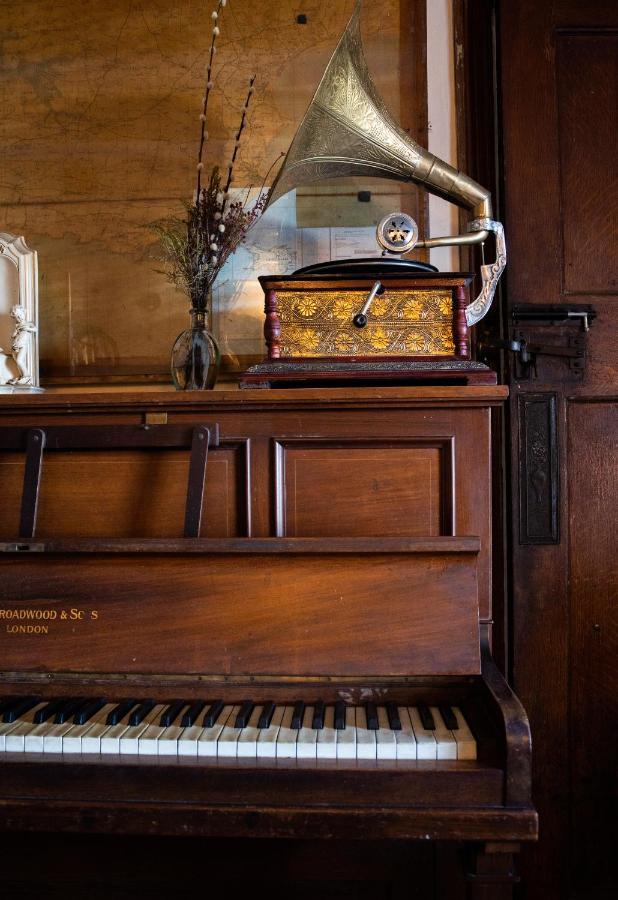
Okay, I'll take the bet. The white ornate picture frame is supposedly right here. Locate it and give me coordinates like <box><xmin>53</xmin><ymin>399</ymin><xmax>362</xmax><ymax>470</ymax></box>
<box><xmin>0</xmin><ymin>233</ymin><xmax>40</xmax><ymax>389</ymax></box>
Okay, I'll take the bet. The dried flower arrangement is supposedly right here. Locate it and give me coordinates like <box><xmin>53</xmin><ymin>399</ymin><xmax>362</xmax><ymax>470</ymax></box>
<box><xmin>153</xmin><ymin>0</ymin><xmax>275</xmax><ymax>313</ymax></box>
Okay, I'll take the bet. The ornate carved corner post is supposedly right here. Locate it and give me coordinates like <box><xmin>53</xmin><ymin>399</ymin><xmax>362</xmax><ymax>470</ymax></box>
<box><xmin>466</xmin><ymin>842</ymin><xmax>521</xmax><ymax>899</ymax></box>
<box><xmin>454</xmin><ymin>284</ymin><xmax>471</xmax><ymax>358</ymax></box>
<box><xmin>264</xmin><ymin>289</ymin><xmax>281</xmax><ymax>359</ymax></box>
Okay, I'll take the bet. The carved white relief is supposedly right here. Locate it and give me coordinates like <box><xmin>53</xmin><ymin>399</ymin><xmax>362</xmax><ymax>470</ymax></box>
<box><xmin>0</xmin><ymin>233</ymin><xmax>39</xmax><ymax>388</ymax></box>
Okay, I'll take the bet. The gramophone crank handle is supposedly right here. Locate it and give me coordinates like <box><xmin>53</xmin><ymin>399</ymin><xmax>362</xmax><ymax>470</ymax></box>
<box><xmin>353</xmin><ymin>282</ymin><xmax>385</xmax><ymax>329</ymax></box>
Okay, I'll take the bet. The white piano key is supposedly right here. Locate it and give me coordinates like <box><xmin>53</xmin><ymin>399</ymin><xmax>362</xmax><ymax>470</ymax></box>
<box><xmin>355</xmin><ymin>707</ymin><xmax>377</xmax><ymax>760</ymax></box>
<box><xmin>43</xmin><ymin>719</ymin><xmax>80</xmax><ymax>753</ymax></box>
<box><xmin>336</xmin><ymin>705</ymin><xmax>356</xmax><ymax>760</ymax></box>
<box><xmin>156</xmin><ymin>723</ymin><xmax>187</xmax><ymax>756</ymax></box>
<box><xmin>137</xmin><ymin>723</ymin><xmax>167</xmax><ymax>755</ymax></box>
<box><xmin>81</xmin><ymin>706</ymin><xmax>121</xmax><ymax>754</ymax></box>
<box><xmin>375</xmin><ymin>706</ymin><xmax>397</xmax><ymax>760</ymax></box>
<box><xmin>394</xmin><ymin>707</ymin><xmax>417</xmax><ymax>760</ymax></box>
<box><xmin>256</xmin><ymin>705</ymin><xmax>285</xmax><ymax>758</ymax></box>
<box><xmin>217</xmin><ymin>705</ymin><xmax>243</xmax><ymax>758</ymax></box>
<box><xmin>275</xmin><ymin>706</ymin><xmax>298</xmax><ymax>759</ymax></box>
<box><xmin>430</xmin><ymin>706</ymin><xmax>457</xmax><ymax>760</ymax></box>
<box><xmin>177</xmin><ymin>723</ymin><xmax>205</xmax><ymax>756</ymax></box>
<box><xmin>197</xmin><ymin>704</ymin><xmax>234</xmax><ymax>757</ymax></box>
<box><xmin>296</xmin><ymin>705</ymin><xmax>318</xmax><ymax>760</ymax></box>
<box><xmin>451</xmin><ymin>706</ymin><xmax>477</xmax><ymax>760</ymax></box>
<box><xmin>316</xmin><ymin>705</ymin><xmax>337</xmax><ymax>760</ymax></box>
<box><xmin>61</xmin><ymin>704</ymin><xmax>116</xmax><ymax>754</ymax></box>
<box><xmin>100</xmin><ymin>716</ymin><xmax>134</xmax><ymax>754</ymax></box>
<box><xmin>2</xmin><ymin>702</ymin><xmax>49</xmax><ymax>752</ymax></box>
<box><xmin>237</xmin><ymin>705</ymin><xmax>263</xmax><ymax>758</ymax></box>
<box><xmin>119</xmin><ymin>704</ymin><xmax>164</xmax><ymax>755</ymax></box>
<box><xmin>407</xmin><ymin>706</ymin><xmax>437</xmax><ymax>760</ymax></box>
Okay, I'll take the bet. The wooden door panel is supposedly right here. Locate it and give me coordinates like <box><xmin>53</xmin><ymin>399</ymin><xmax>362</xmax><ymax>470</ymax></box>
<box><xmin>568</xmin><ymin>402</ymin><xmax>618</xmax><ymax>886</ymax></box>
<box><xmin>557</xmin><ymin>33</ymin><xmax>618</xmax><ymax>294</ymax></box>
<box><xmin>500</xmin><ymin>1</ymin><xmax>618</xmax><ymax>897</ymax></box>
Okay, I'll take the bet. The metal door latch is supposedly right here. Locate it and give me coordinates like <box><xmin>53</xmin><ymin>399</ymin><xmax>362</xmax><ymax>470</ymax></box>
<box><xmin>479</xmin><ymin>304</ymin><xmax>595</xmax><ymax>378</ymax></box>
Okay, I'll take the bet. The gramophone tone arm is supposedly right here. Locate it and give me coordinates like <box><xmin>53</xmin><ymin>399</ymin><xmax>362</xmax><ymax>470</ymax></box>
<box><xmin>416</xmin><ymin>229</ymin><xmax>489</xmax><ymax>249</ymax></box>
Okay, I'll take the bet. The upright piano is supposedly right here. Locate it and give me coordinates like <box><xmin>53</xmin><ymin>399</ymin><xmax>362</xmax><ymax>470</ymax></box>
<box><xmin>0</xmin><ymin>386</ymin><xmax>537</xmax><ymax>897</ymax></box>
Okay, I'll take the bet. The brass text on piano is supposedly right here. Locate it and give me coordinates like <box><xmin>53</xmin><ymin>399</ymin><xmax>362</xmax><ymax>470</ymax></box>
<box><xmin>1</xmin><ymin>607</ymin><xmax>99</xmax><ymax>635</ymax></box>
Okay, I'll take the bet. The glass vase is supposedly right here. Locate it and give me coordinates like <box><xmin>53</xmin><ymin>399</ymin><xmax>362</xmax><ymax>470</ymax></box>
<box><xmin>170</xmin><ymin>309</ymin><xmax>220</xmax><ymax>391</ymax></box>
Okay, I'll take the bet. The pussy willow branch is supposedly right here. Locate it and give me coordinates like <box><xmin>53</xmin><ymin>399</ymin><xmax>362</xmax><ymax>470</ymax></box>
<box><xmin>220</xmin><ymin>75</ymin><xmax>256</xmax><ymax>217</ymax></box>
<box><xmin>196</xmin><ymin>0</ymin><xmax>226</xmax><ymax>198</ymax></box>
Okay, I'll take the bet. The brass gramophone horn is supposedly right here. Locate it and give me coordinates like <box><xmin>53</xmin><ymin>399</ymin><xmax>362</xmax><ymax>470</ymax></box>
<box><xmin>267</xmin><ymin>0</ymin><xmax>505</xmax><ymax>327</ymax></box>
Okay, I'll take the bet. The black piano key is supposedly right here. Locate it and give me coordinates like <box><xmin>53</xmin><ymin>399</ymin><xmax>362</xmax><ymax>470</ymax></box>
<box><xmin>386</xmin><ymin>702</ymin><xmax>402</xmax><ymax>731</ymax></box>
<box><xmin>235</xmin><ymin>700</ymin><xmax>254</xmax><ymax>729</ymax></box>
<box><xmin>312</xmin><ymin>700</ymin><xmax>325</xmax><ymax>730</ymax></box>
<box><xmin>2</xmin><ymin>696</ymin><xmax>39</xmax><ymax>724</ymax></box>
<box><xmin>54</xmin><ymin>697</ymin><xmax>88</xmax><ymax>724</ymax></box>
<box><xmin>291</xmin><ymin>700</ymin><xmax>305</xmax><ymax>730</ymax></box>
<box><xmin>438</xmin><ymin>704</ymin><xmax>459</xmax><ymax>731</ymax></box>
<box><xmin>181</xmin><ymin>701</ymin><xmax>206</xmax><ymax>727</ymax></box>
<box><xmin>366</xmin><ymin>702</ymin><xmax>379</xmax><ymax>730</ymax></box>
<box><xmin>159</xmin><ymin>700</ymin><xmax>187</xmax><ymax>728</ymax></box>
<box><xmin>106</xmin><ymin>699</ymin><xmax>139</xmax><ymax>726</ymax></box>
<box><xmin>74</xmin><ymin>698</ymin><xmax>106</xmax><ymax>725</ymax></box>
<box><xmin>33</xmin><ymin>697</ymin><xmax>66</xmax><ymax>725</ymax></box>
<box><xmin>128</xmin><ymin>699</ymin><xmax>155</xmax><ymax>727</ymax></box>
<box><xmin>257</xmin><ymin>701</ymin><xmax>275</xmax><ymax>729</ymax></box>
<box><xmin>203</xmin><ymin>699</ymin><xmax>224</xmax><ymax>728</ymax></box>
<box><xmin>0</xmin><ymin>696</ymin><xmax>19</xmax><ymax>717</ymax></box>
<box><xmin>334</xmin><ymin>701</ymin><xmax>347</xmax><ymax>730</ymax></box>
<box><xmin>418</xmin><ymin>703</ymin><xmax>436</xmax><ymax>730</ymax></box>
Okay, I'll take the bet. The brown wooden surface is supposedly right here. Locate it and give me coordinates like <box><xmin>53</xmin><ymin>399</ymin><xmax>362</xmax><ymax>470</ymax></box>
<box><xmin>0</xmin><ymin>543</ymin><xmax>481</xmax><ymax>677</ymax></box>
<box><xmin>0</xmin><ymin>387</ymin><xmax>503</xmax><ymax>624</ymax></box>
<box><xmin>500</xmin><ymin>1</ymin><xmax>618</xmax><ymax>897</ymax></box>
<box><xmin>275</xmin><ymin>441</ymin><xmax>446</xmax><ymax>537</ymax></box>
<box><xmin>0</xmin><ymin>385</ymin><xmax>534</xmax><ymax>898</ymax></box>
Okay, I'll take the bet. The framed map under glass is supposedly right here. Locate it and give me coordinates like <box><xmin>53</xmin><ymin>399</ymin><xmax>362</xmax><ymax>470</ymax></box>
<box><xmin>0</xmin><ymin>0</ymin><xmax>428</xmax><ymax>381</ymax></box>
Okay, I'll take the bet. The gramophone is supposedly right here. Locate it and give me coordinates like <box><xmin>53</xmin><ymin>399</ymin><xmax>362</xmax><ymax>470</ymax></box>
<box><xmin>241</xmin><ymin>0</ymin><xmax>505</xmax><ymax>388</ymax></box>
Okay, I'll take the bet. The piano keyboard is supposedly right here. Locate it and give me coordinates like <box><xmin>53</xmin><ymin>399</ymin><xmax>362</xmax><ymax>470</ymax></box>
<box><xmin>0</xmin><ymin>697</ymin><xmax>476</xmax><ymax>761</ymax></box>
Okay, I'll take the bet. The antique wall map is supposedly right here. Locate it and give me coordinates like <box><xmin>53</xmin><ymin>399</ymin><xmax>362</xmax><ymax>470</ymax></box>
<box><xmin>0</xmin><ymin>0</ymin><xmax>426</xmax><ymax>378</ymax></box>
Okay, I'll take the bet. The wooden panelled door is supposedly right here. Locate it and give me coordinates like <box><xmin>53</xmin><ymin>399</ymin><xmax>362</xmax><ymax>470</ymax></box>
<box><xmin>499</xmin><ymin>1</ymin><xmax>617</xmax><ymax>898</ymax></box>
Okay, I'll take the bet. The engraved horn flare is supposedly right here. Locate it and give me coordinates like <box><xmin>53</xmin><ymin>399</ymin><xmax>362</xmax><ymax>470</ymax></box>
<box><xmin>267</xmin><ymin>0</ymin><xmax>491</xmax><ymax>219</ymax></box>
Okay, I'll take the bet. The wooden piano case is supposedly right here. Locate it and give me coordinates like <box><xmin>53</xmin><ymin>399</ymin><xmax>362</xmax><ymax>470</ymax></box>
<box><xmin>0</xmin><ymin>387</ymin><xmax>537</xmax><ymax>898</ymax></box>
